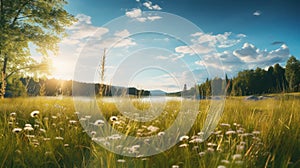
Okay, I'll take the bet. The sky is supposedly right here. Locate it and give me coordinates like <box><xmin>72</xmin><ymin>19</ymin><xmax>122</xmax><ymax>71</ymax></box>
<box><xmin>32</xmin><ymin>0</ymin><xmax>300</xmax><ymax>92</ymax></box>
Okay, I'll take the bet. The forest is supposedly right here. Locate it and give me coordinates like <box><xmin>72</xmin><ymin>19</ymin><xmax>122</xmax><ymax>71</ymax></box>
<box><xmin>3</xmin><ymin>56</ymin><xmax>300</xmax><ymax>98</ymax></box>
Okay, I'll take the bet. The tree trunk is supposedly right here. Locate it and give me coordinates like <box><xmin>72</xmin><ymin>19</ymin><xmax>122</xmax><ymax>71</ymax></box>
<box><xmin>0</xmin><ymin>55</ymin><xmax>7</xmax><ymax>99</ymax></box>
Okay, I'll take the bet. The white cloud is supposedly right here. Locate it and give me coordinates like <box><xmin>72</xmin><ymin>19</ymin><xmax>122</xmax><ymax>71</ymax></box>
<box><xmin>114</xmin><ymin>29</ymin><xmax>130</xmax><ymax>37</ymax></box>
<box><xmin>253</xmin><ymin>10</ymin><xmax>262</xmax><ymax>16</ymax></box>
<box><xmin>152</xmin><ymin>4</ymin><xmax>162</xmax><ymax>10</ymax></box>
<box><xmin>67</xmin><ymin>14</ymin><xmax>109</xmax><ymax>41</ymax></box>
<box><xmin>136</xmin><ymin>17</ymin><xmax>147</xmax><ymax>22</ymax></box>
<box><xmin>175</xmin><ymin>44</ymin><xmax>214</xmax><ymax>55</ymax></box>
<box><xmin>195</xmin><ymin>43</ymin><xmax>290</xmax><ymax>74</ymax></box>
<box><xmin>143</xmin><ymin>1</ymin><xmax>162</xmax><ymax>10</ymax></box>
<box><xmin>175</xmin><ymin>32</ymin><xmax>245</xmax><ymax>55</ymax></box>
<box><xmin>126</xmin><ymin>8</ymin><xmax>142</xmax><ymax>18</ymax></box>
<box><xmin>147</xmin><ymin>16</ymin><xmax>162</xmax><ymax>21</ymax></box>
<box><xmin>125</xmin><ymin>8</ymin><xmax>162</xmax><ymax>22</ymax></box>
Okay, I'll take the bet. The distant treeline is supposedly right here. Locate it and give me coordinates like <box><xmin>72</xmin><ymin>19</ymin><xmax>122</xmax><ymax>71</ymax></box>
<box><xmin>5</xmin><ymin>78</ymin><xmax>150</xmax><ymax>98</ymax></box>
<box><xmin>198</xmin><ymin>56</ymin><xmax>300</xmax><ymax>96</ymax></box>
<box><xmin>4</xmin><ymin>56</ymin><xmax>300</xmax><ymax>98</ymax></box>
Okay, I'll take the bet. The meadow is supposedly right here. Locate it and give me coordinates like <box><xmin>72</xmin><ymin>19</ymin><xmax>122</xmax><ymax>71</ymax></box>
<box><xmin>0</xmin><ymin>94</ymin><xmax>299</xmax><ymax>168</ymax></box>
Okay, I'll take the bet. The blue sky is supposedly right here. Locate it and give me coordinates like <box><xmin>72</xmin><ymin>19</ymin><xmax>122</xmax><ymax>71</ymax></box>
<box><xmin>34</xmin><ymin>0</ymin><xmax>300</xmax><ymax>91</ymax></box>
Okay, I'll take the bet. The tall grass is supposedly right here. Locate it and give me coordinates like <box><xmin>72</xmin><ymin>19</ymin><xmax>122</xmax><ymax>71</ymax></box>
<box><xmin>0</xmin><ymin>95</ymin><xmax>299</xmax><ymax>167</ymax></box>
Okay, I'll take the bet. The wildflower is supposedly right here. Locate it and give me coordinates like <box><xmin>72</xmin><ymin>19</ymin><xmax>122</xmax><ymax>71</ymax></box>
<box><xmin>79</xmin><ymin>117</ymin><xmax>87</xmax><ymax>121</ymax></box>
<box><xmin>179</xmin><ymin>143</ymin><xmax>188</xmax><ymax>148</ymax></box>
<box><xmin>91</xmin><ymin>131</ymin><xmax>96</xmax><ymax>136</ymax></box>
<box><xmin>225</xmin><ymin>130</ymin><xmax>236</xmax><ymax>135</ymax></box>
<box><xmin>43</xmin><ymin>138</ymin><xmax>51</xmax><ymax>141</ymax></box>
<box><xmin>51</xmin><ymin>115</ymin><xmax>57</xmax><ymax>119</ymax></box>
<box><xmin>75</xmin><ymin>111</ymin><xmax>80</xmax><ymax>115</ymax></box>
<box><xmin>172</xmin><ymin>165</ymin><xmax>180</xmax><ymax>168</ymax></box>
<box><xmin>94</xmin><ymin>119</ymin><xmax>105</xmax><ymax>126</ymax></box>
<box><xmin>85</xmin><ymin>115</ymin><xmax>91</xmax><ymax>119</ymax></box>
<box><xmin>199</xmin><ymin>151</ymin><xmax>206</xmax><ymax>157</ymax></box>
<box><xmin>110</xmin><ymin>116</ymin><xmax>118</xmax><ymax>122</ymax></box>
<box><xmin>158</xmin><ymin>131</ymin><xmax>165</xmax><ymax>136</ymax></box>
<box><xmin>64</xmin><ymin>144</ymin><xmax>70</xmax><ymax>147</ymax></box>
<box><xmin>69</xmin><ymin>120</ymin><xmax>77</xmax><ymax>124</ymax></box>
<box><xmin>221</xmin><ymin>160</ymin><xmax>230</xmax><ymax>164</ymax></box>
<box><xmin>232</xmin><ymin>154</ymin><xmax>242</xmax><ymax>160</ymax></box>
<box><xmin>207</xmin><ymin>142</ymin><xmax>217</xmax><ymax>147</ymax></box>
<box><xmin>214</xmin><ymin>130</ymin><xmax>222</xmax><ymax>135</ymax></box>
<box><xmin>179</xmin><ymin>135</ymin><xmax>189</xmax><ymax>141</ymax></box>
<box><xmin>252</xmin><ymin>130</ymin><xmax>260</xmax><ymax>135</ymax></box>
<box><xmin>30</xmin><ymin>111</ymin><xmax>40</xmax><ymax>118</ymax></box>
<box><xmin>117</xmin><ymin>159</ymin><xmax>126</xmax><ymax>163</ymax></box>
<box><xmin>197</xmin><ymin>132</ymin><xmax>204</xmax><ymax>136</ymax></box>
<box><xmin>10</xmin><ymin>112</ymin><xmax>17</xmax><ymax>117</ymax></box>
<box><xmin>24</xmin><ymin>126</ymin><xmax>34</xmax><ymax>131</ymax></box>
<box><xmin>25</xmin><ymin>135</ymin><xmax>35</xmax><ymax>138</ymax></box>
<box><xmin>220</xmin><ymin>123</ymin><xmax>231</xmax><ymax>127</ymax></box>
<box><xmin>55</xmin><ymin>136</ymin><xmax>64</xmax><ymax>140</ymax></box>
<box><xmin>207</xmin><ymin>147</ymin><xmax>215</xmax><ymax>152</ymax></box>
<box><xmin>40</xmin><ymin>129</ymin><xmax>46</xmax><ymax>133</ymax></box>
<box><xmin>217</xmin><ymin>165</ymin><xmax>226</xmax><ymax>168</ymax></box>
<box><xmin>34</xmin><ymin>124</ymin><xmax>39</xmax><ymax>128</ymax></box>
<box><xmin>108</xmin><ymin>134</ymin><xmax>122</xmax><ymax>140</ymax></box>
<box><xmin>147</xmin><ymin>125</ymin><xmax>159</xmax><ymax>132</ymax></box>
<box><xmin>189</xmin><ymin>138</ymin><xmax>204</xmax><ymax>143</ymax></box>
<box><xmin>12</xmin><ymin>128</ymin><xmax>22</xmax><ymax>133</ymax></box>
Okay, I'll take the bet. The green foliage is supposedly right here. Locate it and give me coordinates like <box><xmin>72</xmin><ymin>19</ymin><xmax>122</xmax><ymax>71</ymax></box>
<box><xmin>199</xmin><ymin>57</ymin><xmax>300</xmax><ymax>96</ymax></box>
<box><xmin>285</xmin><ymin>56</ymin><xmax>300</xmax><ymax>92</ymax></box>
<box><xmin>0</xmin><ymin>0</ymin><xmax>75</xmax><ymax>98</ymax></box>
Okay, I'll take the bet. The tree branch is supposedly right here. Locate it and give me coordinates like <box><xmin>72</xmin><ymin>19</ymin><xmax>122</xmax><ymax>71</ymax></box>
<box><xmin>11</xmin><ymin>0</ymin><xmax>31</xmax><ymax>27</ymax></box>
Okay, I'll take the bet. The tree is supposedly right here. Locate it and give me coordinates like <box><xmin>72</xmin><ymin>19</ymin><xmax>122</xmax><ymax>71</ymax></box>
<box><xmin>0</xmin><ymin>0</ymin><xmax>75</xmax><ymax>99</ymax></box>
<box><xmin>285</xmin><ymin>56</ymin><xmax>300</xmax><ymax>92</ymax></box>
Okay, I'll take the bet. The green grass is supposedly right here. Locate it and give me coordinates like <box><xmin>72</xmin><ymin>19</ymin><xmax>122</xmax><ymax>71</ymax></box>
<box><xmin>0</xmin><ymin>95</ymin><xmax>299</xmax><ymax>168</ymax></box>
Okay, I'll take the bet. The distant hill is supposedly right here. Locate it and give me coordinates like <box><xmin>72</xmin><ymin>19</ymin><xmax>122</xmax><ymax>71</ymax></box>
<box><xmin>150</xmin><ymin>90</ymin><xmax>166</xmax><ymax>96</ymax></box>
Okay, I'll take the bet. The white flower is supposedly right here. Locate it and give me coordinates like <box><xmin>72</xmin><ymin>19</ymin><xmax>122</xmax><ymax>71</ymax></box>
<box><xmin>207</xmin><ymin>142</ymin><xmax>217</xmax><ymax>147</ymax></box>
<box><xmin>232</xmin><ymin>154</ymin><xmax>242</xmax><ymax>160</ymax></box>
<box><xmin>24</xmin><ymin>126</ymin><xmax>34</xmax><ymax>131</ymax></box>
<box><xmin>30</xmin><ymin>111</ymin><xmax>40</xmax><ymax>118</ymax></box>
<box><xmin>207</xmin><ymin>147</ymin><xmax>215</xmax><ymax>152</ymax></box>
<box><xmin>158</xmin><ymin>131</ymin><xmax>165</xmax><ymax>136</ymax></box>
<box><xmin>10</xmin><ymin>112</ymin><xmax>16</xmax><ymax>117</ymax></box>
<box><xmin>85</xmin><ymin>115</ymin><xmax>91</xmax><ymax>119</ymax></box>
<box><xmin>252</xmin><ymin>130</ymin><xmax>260</xmax><ymax>135</ymax></box>
<box><xmin>117</xmin><ymin>159</ymin><xmax>126</xmax><ymax>163</ymax></box>
<box><xmin>69</xmin><ymin>120</ymin><xmax>77</xmax><ymax>124</ymax></box>
<box><xmin>220</xmin><ymin>123</ymin><xmax>231</xmax><ymax>127</ymax></box>
<box><xmin>55</xmin><ymin>136</ymin><xmax>64</xmax><ymax>140</ymax></box>
<box><xmin>147</xmin><ymin>125</ymin><xmax>159</xmax><ymax>132</ymax></box>
<box><xmin>110</xmin><ymin>116</ymin><xmax>118</xmax><ymax>122</ymax></box>
<box><xmin>172</xmin><ymin>165</ymin><xmax>179</xmax><ymax>168</ymax></box>
<box><xmin>25</xmin><ymin>124</ymin><xmax>32</xmax><ymax>127</ymax></box>
<box><xmin>179</xmin><ymin>135</ymin><xmax>189</xmax><ymax>141</ymax></box>
<box><xmin>94</xmin><ymin>119</ymin><xmax>105</xmax><ymax>126</ymax></box>
<box><xmin>217</xmin><ymin>165</ymin><xmax>226</xmax><ymax>168</ymax></box>
<box><xmin>199</xmin><ymin>151</ymin><xmax>206</xmax><ymax>157</ymax></box>
<box><xmin>91</xmin><ymin>131</ymin><xmax>96</xmax><ymax>136</ymax></box>
<box><xmin>179</xmin><ymin>143</ymin><xmax>188</xmax><ymax>148</ymax></box>
<box><xmin>225</xmin><ymin>130</ymin><xmax>236</xmax><ymax>135</ymax></box>
<box><xmin>12</xmin><ymin>128</ymin><xmax>22</xmax><ymax>133</ymax></box>
<box><xmin>221</xmin><ymin>160</ymin><xmax>230</xmax><ymax>164</ymax></box>
<box><xmin>189</xmin><ymin>138</ymin><xmax>204</xmax><ymax>143</ymax></box>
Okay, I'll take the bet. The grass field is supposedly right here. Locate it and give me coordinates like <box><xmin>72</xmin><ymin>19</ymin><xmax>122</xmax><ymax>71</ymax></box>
<box><xmin>0</xmin><ymin>94</ymin><xmax>299</xmax><ymax>168</ymax></box>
